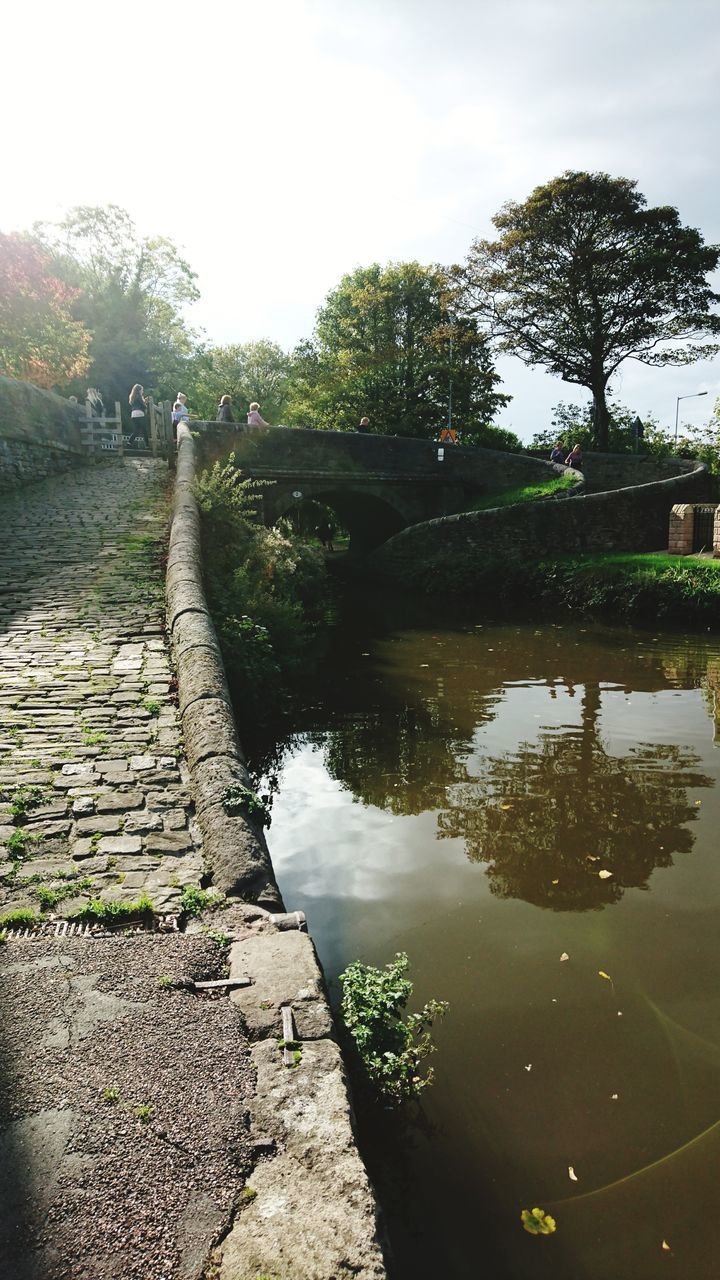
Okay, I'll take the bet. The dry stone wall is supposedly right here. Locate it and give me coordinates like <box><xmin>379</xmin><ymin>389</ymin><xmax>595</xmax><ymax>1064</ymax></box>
<box><xmin>0</xmin><ymin>376</ymin><xmax>87</xmax><ymax>490</ymax></box>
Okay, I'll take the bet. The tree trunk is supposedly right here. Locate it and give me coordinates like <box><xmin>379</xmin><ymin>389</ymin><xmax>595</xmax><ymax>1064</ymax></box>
<box><xmin>591</xmin><ymin>382</ymin><xmax>610</xmax><ymax>450</ymax></box>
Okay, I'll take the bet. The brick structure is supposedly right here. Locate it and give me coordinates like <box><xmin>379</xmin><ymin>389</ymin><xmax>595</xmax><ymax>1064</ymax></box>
<box><xmin>668</xmin><ymin>504</ymin><xmax>696</xmax><ymax>555</ymax></box>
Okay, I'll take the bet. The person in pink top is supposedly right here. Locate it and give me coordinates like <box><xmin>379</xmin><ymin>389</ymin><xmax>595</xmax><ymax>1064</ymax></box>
<box><xmin>247</xmin><ymin>402</ymin><xmax>270</xmax><ymax>428</ymax></box>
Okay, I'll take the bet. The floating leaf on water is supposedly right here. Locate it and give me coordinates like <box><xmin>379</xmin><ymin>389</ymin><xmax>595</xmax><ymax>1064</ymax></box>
<box><xmin>695</xmin><ymin>800</ymin><xmax>702</xmax><ymax>807</ymax></box>
<box><xmin>419</xmin><ymin>663</ymin><xmax>429</xmax><ymax>668</ymax></box>
<box><xmin>661</xmin><ymin>1240</ymin><xmax>671</xmax><ymax>1252</ymax></box>
<box><xmin>552</xmin><ymin>879</ymin><xmax>560</xmax><ymax>885</ymax></box>
<box><xmin>521</xmin><ymin>1208</ymin><xmax>556</xmax><ymax>1236</ymax></box>
<box><xmin>586</xmin><ymin>854</ymin><xmax>600</xmax><ymax>862</ymax></box>
<box><xmin>598</xmin><ymin>870</ymin><xmax>613</xmax><ymax>880</ymax></box>
<box><xmin>598</xmin><ymin>971</ymin><xmax>612</xmax><ymax>982</ymax></box>
<box><xmin>524</xmin><ymin>1063</ymin><xmax>532</xmax><ymax>1071</ymax></box>
<box><xmin>611</xmin><ymin>1093</ymin><xmax>619</xmax><ymax>1100</ymax></box>
<box><xmin>617</xmin><ymin>1011</ymin><xmax>623</xmax><ymax>1017</ymax></box>
<box><xmin>560</xmin><ymin>952</ymin><xmax>569</xmax><ymax>962</ymax></box>
<box><xmin>568</xmin><ymin>1166</ymin><xmax>578</xmax><ymax>1181</ymax></box>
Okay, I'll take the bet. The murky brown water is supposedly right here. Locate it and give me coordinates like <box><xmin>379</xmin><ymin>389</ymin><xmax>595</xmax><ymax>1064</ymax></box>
<box><xmin>248</xmin><ymin>602</ymin><xmax>720</xmax><ymax>1280</ymax></box>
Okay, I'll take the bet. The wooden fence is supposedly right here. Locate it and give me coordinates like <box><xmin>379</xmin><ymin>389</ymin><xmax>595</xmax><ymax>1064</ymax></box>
<box><xmin>79</xmin><ymin>398</ymin><xmax>172</xmax><ymax>458</ymax></box>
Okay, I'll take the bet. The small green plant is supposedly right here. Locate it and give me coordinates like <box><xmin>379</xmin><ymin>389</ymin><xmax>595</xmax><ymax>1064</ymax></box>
<box><xmin>103</xmin><ymin>1087</ymin><xmax>119</xmax><ymax>1104</ymax></box>
<box><xmin>68</xmin><ymin>895</ymin><xmax>154</xmax><ymax>925</ymax></box>
<box><xmin>6</xmin><ymin>785</ymin><xmax>45</xmax><ymax>817</ymax></box>
<box><xmin>207</xmin><ymin>929</ymin><xmax>231</xmax><ymax>948</ymax></box>
<box><xmin>82</xmin><ymin>730</ymin><xmax>108</xmax><ymax>746</ymax></box>
<box><xmin>143</xmin><ymin>698</ymin><xmax>161</xmax><ymax>715</ymax></box>
<box><xmin>7</xmin><ymin>829</ymin><xmax>39</xmax><ymax>861</ymax></box>
<box><xmin>221</xmin><ymin>784</ymin><xmax>271</xmax><ymax>826</ymax></box>
<box><xmin>339</xmin><ymin>952</ymin><xmax>448</xmax><ymax>1104</ymax></box>
<box><xmin>0</xmin><ymin>907</ymin><xmax>40</xmax><ymax>930</ymax></box>
<box><xmin>240</xmin><ymin>1187</ymin><xmax>257</xmax><ymax>1203</ymax></box>
<box><xmin>34</xmin><ymin>884</ymin><xmax>71</xmax><ymax>911</ymax></box>
<box><xmin>259</xmin><ymin>1000</ymin><xmax>272</xmax><ymax>1010</ymax></box>
<box><xmin>179</xmin><ymin>885</ymin><xmax>223</xmax><ymax>917</ymax></box>
<box><xmin>135</xmin><ymin>1104</ymin><xmax>153</xmax><ymax>1123</ymax></box>
<box><xmin>157</xmin><ymin>974</ymin><xmax>174</xmax><ymax>989</ymax></box>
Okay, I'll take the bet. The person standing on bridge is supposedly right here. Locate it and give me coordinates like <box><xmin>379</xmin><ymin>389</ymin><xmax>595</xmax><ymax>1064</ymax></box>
<box><xmin>357</xmin><ymin>416</ymin><xmax>371</xmax><ymax>433</ymax></box>
<box><xmin>247</xmin><ymin>402</ymin><xmax>270</xmax><ymax>428</ymax></box>
<box><xmin>216</xmin><ymin>394</ymin><xmax>235</xmax><ymax>424</ymax></box>
<box><xmin>128</xmin><ymin>383</ymin><xmax>148</xmax><ymax>447</ymax></box>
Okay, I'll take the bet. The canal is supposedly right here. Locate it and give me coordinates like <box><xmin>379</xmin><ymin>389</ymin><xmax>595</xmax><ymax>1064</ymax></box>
<box><xmin>245</xmin><ymin>595</ymin><xmax>720</xmax><ymax>1280</ymax></box>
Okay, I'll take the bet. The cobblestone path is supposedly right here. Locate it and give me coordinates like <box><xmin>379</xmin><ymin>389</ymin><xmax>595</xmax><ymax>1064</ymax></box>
<box><xmin>0</xmin><ymin>459</ymin><xmax>204</xmax><ymax>923</ymax></box>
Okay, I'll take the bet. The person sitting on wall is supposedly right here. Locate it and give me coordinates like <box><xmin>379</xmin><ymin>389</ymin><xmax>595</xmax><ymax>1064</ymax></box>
<box><xmin>216</xmin><ymin>394</ymin><xmax>235</xmax><ymax>424</ymax></box>
<box><xmin>550</xmin><ymin>440</ymin><xmax>565</xmax><ymax>464</ymax></box>
<box><xmin>565</xmin><ymin>442</ymin><xmax>583</xmax><ymax>470</ymax></box>
<box><xmin>247</xmin><ymin>402</ymin><xmax>270</xmax><ymax>428</ymax></box>
<box><xmin>171</xmin><ymin>401</ymin><xmax>186</xmax><ymax>441</ymax></box>
<box><xmin>357</xmin><ymin>416</ymin><xmax>371</xmax><ymax>433</ymax></box>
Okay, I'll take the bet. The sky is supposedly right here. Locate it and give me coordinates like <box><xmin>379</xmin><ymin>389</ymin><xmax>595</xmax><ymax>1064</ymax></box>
<box><xmin>3</xmin><ymin>0</ymin><xmax>720</xmax><ymax>440</ymax></box>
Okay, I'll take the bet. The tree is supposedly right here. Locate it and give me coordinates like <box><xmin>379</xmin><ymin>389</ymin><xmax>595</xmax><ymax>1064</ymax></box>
<box><xmin>285</xmin><ymin>261</ymin><xmax>510</xmax><ymax>438</ymax></box>
<box><xmin>35</xmin><ymin>205</ymin><xmax>199</xmax><ymax>407</ymax></box>
<box><xmin>196</xmin><ymin>339</ymin><xmax>292</xmax><ymax>421</ymax></box>
<box><xmin>0</xmin><ymin>232</ymin><xmax>90</xmax><ymax>387</ymax></box>
<box><xmin>530</xmin><ymin>399</ymin><xmax>660</xmax><ymax>454</ymax></box>
<box><xmin>465</xmin><ymin>171</ymin><xmax>720</xmax><ymax>449</ymax></box>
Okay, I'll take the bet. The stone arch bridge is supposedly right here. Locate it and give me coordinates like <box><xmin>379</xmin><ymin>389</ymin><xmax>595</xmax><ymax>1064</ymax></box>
<box><xmin>195</xmin><ymin>424</ymin><xmax>567</xmax><ymax>551</ymax></box>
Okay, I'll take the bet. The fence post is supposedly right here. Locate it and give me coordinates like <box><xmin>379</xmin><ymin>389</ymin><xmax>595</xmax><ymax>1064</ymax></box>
<box><xmin>115</xmin><ymin>401</ymin><xmax>124</xmax><ymax>458</ymax></box>
<box><xmin>148</xmin><ymin>396</ymin><xmax>158</xmax><ymax>457</ymax></box>
<box><xmin>85</xmin><ymin>400</ymin><xmax>95</xmax><ymax>456</ymax></box>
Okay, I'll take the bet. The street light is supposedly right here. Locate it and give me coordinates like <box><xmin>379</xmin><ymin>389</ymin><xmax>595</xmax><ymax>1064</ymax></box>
<box><xmin>674</xmin><ymin>391</ymin><xmax>708</xmax><ymax>443</ymax></box>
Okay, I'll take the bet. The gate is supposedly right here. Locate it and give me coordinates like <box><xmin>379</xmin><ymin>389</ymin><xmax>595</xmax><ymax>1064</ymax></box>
<box><xmin>692</xmin><ymin>505</ymin><xmax>716</xmax><ymax>553</ymax></box>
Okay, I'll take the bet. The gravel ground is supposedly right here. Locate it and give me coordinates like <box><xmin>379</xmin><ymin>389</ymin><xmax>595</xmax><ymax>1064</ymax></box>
<box><xmin>0</xmin><ymin>933</ymin><xmax>256</xmax><ymax>1280</ymax></box>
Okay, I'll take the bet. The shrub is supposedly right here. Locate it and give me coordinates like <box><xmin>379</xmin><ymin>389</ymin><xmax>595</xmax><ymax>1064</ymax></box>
<box><xmin>339</xmin><ymin>952</ymin><xmax>448</xmax><ymax>1104</ymax></box>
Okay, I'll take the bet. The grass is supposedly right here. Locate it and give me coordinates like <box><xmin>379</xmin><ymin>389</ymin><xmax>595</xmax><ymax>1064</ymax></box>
<box><xmin>68</xmin><ymin>895</ymin><xmax>154</xmax><ymax>925</ymax></box>
<box><xmin>179</xmin><ymin>885</ymin><xmax>223</xmax><ymax>917</ymax></box>
<box><xmin>0</xmin><ymin>908</ymin><xmax>40</xmax><ymax>929</ymax></box>
<box><xmin>467</xmin><ymin>474</ymin><xmax>578</xmax><ymax>513</ymax></box>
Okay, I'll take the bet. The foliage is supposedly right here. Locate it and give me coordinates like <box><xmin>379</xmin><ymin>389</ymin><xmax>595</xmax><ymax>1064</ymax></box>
<box><xmin>339</xmin><ymin>951</ymin><xmax>448</xmax><ymax>1104</ymax></box>
<box><xmin>465</xmin><ymin>170</ymin><xmax>720</xmax><ymax>448</ymax></box>
<box><xmin>179</xmin><ymin>885</ymin><xmax>223</xmax><ymax>917</ymax></box>
<box><xmin>0</xmin><ymin>232</ymin><xmax>91</xmax><ymax>387</ymax></box>
<box><xmin>521</xmin><ymin>1208</ymin><xmax>556</xmax><ymax>1236</ymax></box>
<box><xmin>286</xmin><ymin>261</ymin><xmax>510</xmax><ymax>437</ymax></box>
<box><xmin>221</xmin><ymin>784</ymin><xmax>271</xmax><ymax>826</ymax></box>
<box><xmin>466</xmin><ymin>475</ymin><xmax>578</xmax><ymax>512</ymax></box>
<box><xmin>194</xmin><ymin>339</ymin><xmax>292</xmax><ymax>422</ymax></box>
<box><xmin>196</xmin><ymin>454</ymin><xmax>330</xmax><ymax>718</ymax></box>
<box><xmin>35</xmin><ymin>205</ymin><xmax>199</xmax><ymax>407</ymax></box>
<box><xmin>0</xmin><ymin>908</ymin><xmax>40</xmax><ymax>929</ymax></box>
<box><xmin>68</xmin><ymin>895</ymin><xmax>154</xmax><ymax>924</ymax></box>
<box><xmin>4</xmin><ymin>785</ymin><xmax>45</xmax><ymax>817</ymax></box>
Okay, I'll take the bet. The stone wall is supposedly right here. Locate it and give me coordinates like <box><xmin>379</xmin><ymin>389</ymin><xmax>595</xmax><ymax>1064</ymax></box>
<box><xmin>370</xmin><ymin>462</ymin><xmax>711</xmax><ymax>592</ymax></box>
<box><xmin>525</xmin><ymin>448</ymin><xmax>700</xmax><ymax>493</ymax></box>
<box><xmin>0</xmin><ymin>375</ymin><xmax>87</xmax><ymax>490</ymax></box>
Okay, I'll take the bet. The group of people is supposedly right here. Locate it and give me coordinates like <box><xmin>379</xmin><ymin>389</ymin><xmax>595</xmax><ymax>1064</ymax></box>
<box><xmin>550</xmin><ymin>441</ymin><xmax>583</xmax><ymax>470</ymax></box>
<box><xmin>215</xmin><ymin>397</ymin><xmax>271</xmax><ymax>428</ymax></box>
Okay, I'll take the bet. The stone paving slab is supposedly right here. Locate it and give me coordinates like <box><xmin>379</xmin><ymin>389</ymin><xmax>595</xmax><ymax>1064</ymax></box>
<box><xmin>0</xmin><ymin>460</ymin><xmax>204</xmax><ymax>923</ymax></box>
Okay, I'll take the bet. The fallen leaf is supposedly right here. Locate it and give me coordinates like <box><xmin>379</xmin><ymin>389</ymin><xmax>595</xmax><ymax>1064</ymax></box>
<box><xmin>560</xmin><ymin>952</ymin><xmax>569</xmax><ymax>962</ymax></box>
<box><xmin>500</xmin><ymin>803</ymin><xmax>513</xmax><ymax>810</ymax></box>
<box><xmin>586</xmin><ymin>854</ymin><xmax>600</xmax><ymax>862</ymax></box>
<box><xmin>524</xmin><ymin>1064</ymin><xmax>532</xmax><ymax>1071</ymax></box>
<box><xmin>695</xmin><ymin>800</ymin><xmax>702</xmax><ymax>807</ymax></box>
<box><xmin>598</xmin><ymin>971</ymin><xmax>612</xmax><ymax>982</ymax></box>
<box><xmin>552</xmin><ymin>879</ymin><xmax>560</xmax><ymax>885</ymax></box>
<box><xmin>617</xmin><ymin>1011</ymin><xmax>623</xmax><ymax>1017</ymax></box>
<box><xmin>521</xmin><ymin>1208</ymin><xmax>556</xmax><ymax>1236</ymax></box>
<box><xmin>661</xmin><ymin>1240</ymin><xmax>671</xmax><ymax>1252</ymax></box>
<box><xmin>598</xmin><ymin>869</ymin><xmax>613</xmax><ymax>880</ymax></box>
<box><xmin>568</xmin><ymin>1166</ymin><xmax>578</xmax><ymax>1182</ymax></box>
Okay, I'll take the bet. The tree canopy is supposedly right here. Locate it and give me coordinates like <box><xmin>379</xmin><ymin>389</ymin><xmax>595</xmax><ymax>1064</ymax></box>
<box><xmin>465</xmin><ymin>171</ymin><xmax>720</xmax><ymax>448</ymax></box>
<box><xmin>286</xmin><ymin>260</ymin><xmax>510</xmax><ymax>439</ymax></box>
<box><xmin>35</xmin><ymin>205</ymin><xmax>199</xmax><ymax>407</ymax></box>
<box><xmin>195</xmin><ymin>339</ymin><xmax>292</xmax><ymax>422</ymax></box>
<box><xmin>0</xmin><ymin>233</ymin><xmax>91</xmax><ymax>387</ymax></box>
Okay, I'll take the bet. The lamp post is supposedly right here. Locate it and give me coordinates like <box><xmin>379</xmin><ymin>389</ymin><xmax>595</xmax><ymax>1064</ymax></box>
<box><xmin>674</xmin><ymin>391</ymin><xmax>708</xmax><ymax>443</ymax></box>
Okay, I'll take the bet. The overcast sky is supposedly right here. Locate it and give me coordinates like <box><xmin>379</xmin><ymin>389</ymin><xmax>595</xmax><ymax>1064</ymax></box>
<box><xmin>3</xmin><ymin>0</ymin><xmax>719</xmax><ymax>439</ymax></box>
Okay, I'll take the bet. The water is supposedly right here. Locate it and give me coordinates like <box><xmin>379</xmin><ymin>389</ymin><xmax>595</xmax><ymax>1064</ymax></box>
<box><xmin>246</xmin><ymin>601</ymin><xmax>720</xmax><ymax>1280</ymax></box>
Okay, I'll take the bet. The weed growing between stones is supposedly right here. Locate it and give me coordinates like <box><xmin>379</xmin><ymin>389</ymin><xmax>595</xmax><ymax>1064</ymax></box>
<box><xmin>68</xmin><ymin>895</ymin><xmax>154</xmax><ymax>926</ymax></box>
<box><xmin>179</xmin><ymin>885</ymin><xmax>223</xmax><ymax>917</ymax></box>
<box><xmin>4</xmin><ymin>785</ymin><xmax>46</xmax><ymax>817</ymax></box>
<box><xmin>221</xmin><ymin>784</ymin><xmax>271</xmax><ymax>827</ymax></box>
<box><xmin>339</xmin><ymin>952</ymin><xmax>448</xmax><ymax>1105</ymax></box>
<box><xmin>0</xmin><ymin>908</ymin><xmax>41</xmax><ymax>930</ymax></box>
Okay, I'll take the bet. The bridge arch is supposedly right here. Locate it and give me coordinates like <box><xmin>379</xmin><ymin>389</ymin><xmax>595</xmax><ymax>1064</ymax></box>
<box><xmin>267</xmin><ymin>484</ymin><xmax>408</xmax><ymax>552</ymax></box>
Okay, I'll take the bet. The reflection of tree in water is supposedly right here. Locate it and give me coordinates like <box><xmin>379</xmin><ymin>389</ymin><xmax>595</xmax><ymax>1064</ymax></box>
<box><xmin>438</xmin><ymin>683</ymin><xmax>713</xmax><ymax>910</ymax></box>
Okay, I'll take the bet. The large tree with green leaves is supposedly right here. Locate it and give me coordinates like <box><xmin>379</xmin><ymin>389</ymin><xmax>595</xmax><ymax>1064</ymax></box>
<box><xmin>195</xmin><ymin>339</ymin><xmax>292</xmax><ymax>421</ymax></box>
<box><xmin>35</xmin><ymin>205</ymin><xmax>199</xmax><ymax>407</ymax></box>
<box><xmin>286</xmin><ymin>260</ymin><xmax>510</xmax><ymax>439</ymax></box>
<box><xmin>0</xmin><ymin>232</ymin><xmax>90</xmax><ymax>388</ymax></box>
<box><xmin>464</xmin><ymin>171</ymin><xmax>720</xmax><ymax>448</ymax></box>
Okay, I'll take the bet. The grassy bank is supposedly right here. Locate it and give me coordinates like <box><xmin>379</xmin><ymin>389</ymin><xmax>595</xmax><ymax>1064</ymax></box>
<box><xmin>466</xmin><ymin>474</ymin><xmax>578</xmax><ymax>512</ymax></box>
<box><xmin>538</xmin><ymin>553</ymin><xmax>720</xmax><ymax>625</ymax></box>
